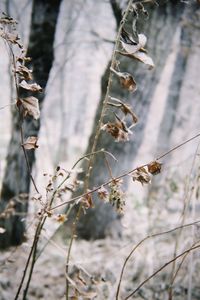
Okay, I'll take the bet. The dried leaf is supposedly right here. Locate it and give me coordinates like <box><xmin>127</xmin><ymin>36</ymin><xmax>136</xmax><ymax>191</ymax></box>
<box><xmin>19</xmin><ymin>96</ymin><xmax>40</xmax><ymax>120</ymax></box>
<box><xmin>120</xmin><ymin>103</ymin><xmax>138</xmax><ymax>123</ymax></box>
<box><xmin>23</xmin><ymin>136</ymin><xmax>39</xmax><ymax>150</ymax></box>
<box><xmin>120</xmin><ymin>73</ymin><xmax>137</xmax><ymax>92</ymax></box>
<box><xmin>0</xmin><ymin>31</ymin><xmax>22</xmax><ymax>48</ymax></box>
<box><xmin>101</xmin><ymin>117</ymin><xmax>132</xmax><ymax>142</ymax></box>
<box><xmin>16</xmin><ymin>66</ymin><xmax>32</xmax><ymax>80</ymax></box>
<box><xmin>110</xmin><ymin>68</ymin><xmax>137</xmax><ymax>92</ymax></box>
<box><xmin>121</xmin><ymin>28</ymin><xmax>147</xmax><ymax>54</ymax></box>
<box><xmin>0</xmin><ymin>227</ymin><xmax>6</xmax><ymax>234</ymax></box>
<box><xmin>147</xmin><ymin>161</ymin><xmax>162</xmax><ymax>175</ymax></box>
<box><xmin>19</xmin><ymin>80</ymin><xmax>42</xmax><ymax>92</ymax></box>
<box><xmin>131</xmin><ymin>51</ymin><xmax>155</xmax><ymax>69</ymax></box>
<box><xmin>132</xmin><ymin>166</ymin><xmax>151</xmax><ymax>185</ymax></box>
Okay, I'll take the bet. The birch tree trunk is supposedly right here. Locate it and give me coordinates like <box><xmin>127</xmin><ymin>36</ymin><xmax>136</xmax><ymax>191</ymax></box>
<box><xmin>0</xmin><ymin>0</ymin><xmax>61</xmax><ymax>249</ymax></box>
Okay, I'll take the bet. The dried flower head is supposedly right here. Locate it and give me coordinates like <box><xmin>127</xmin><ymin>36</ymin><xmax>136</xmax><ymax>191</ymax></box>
<box><xmin>97</xmin><ymin>186</ymin><xmax>109</xmax><ymax>202</ymax></box>
<box><xmin>109</xmin><ymin>181</ymin><xmax>125</xmax><ymax>214</ymax></box>
<box><xmin>147</xmin><ymin>161</ymin><xmax>162</xmax><ymax>175</ymax></box>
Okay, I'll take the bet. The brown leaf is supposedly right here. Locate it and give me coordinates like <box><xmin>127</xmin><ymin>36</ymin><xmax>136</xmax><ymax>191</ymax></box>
<box><xmin>23</xmin><ymin>136</ymin><xmax>39</xmax><ymax>150</ymax></box>
<box><xmin>132</xmin><ymin>166</ymin><xmax>151</xmax><ymax>185</ymax></box>
<box><xmin>19</xmin><ymin>80</ymin><xmax>42</xmax><ymax>92</ymax></box>
<box><xmin>110</xmin><ymin>68</ymin><xmax>137</xmax><ymax>92</ymax></box>
<box><xmin>101</xmin><ymin>117</ymin><xmax>132</xmax><ymax>142</ymax></box>
<box><xmin>120</xmin><ymin>73</ymin><xmax>137</xmax><ymax>92</ymax></box>
<box><xmin>121</xmin><ymin>103</ymin><xmax>138</xmax><ymax>123</ymax></box>
<box><xmin>19</xmin><ymin>96</ymin><xmax>40</xmax><ymax>119</ymax></box>
<box><xmin>16</xmin><ymin>66</ymin><xmax>32</xmax><ymax>81</ymax></box>
<box><xmin>0</xmin><ymin>31</ymin><xmax>22</xmax><ymax>48</ymax></box>
<box><xmin>147</xmin><ymin>161</ymin><xmax>162</xmax><ymax>175</ymax></box>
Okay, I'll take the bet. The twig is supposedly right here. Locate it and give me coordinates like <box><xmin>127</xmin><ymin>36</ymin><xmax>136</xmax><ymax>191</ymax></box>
<box><xmin>115</xmin><ymin>220</ymin><xmax>200</xmax><ymax>300</ymax></box>
<box><xmin>124</xmin><ymin>244</ymin><xmax>200</xmax><ymax>300</ymax></box>
<box><xmin>50</xmin><ymin>132</ymin><xmax>200</xmax><ymax>211</ymax></box>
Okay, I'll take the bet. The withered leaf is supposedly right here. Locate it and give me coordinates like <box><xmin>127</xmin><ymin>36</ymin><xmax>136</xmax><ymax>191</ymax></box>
<box><xmin>131</xmin><ymin>51</ymin><xmax>155</xmax><ymax>69</ymax></box>
<box><xmin>120</xmin><ymin>103</ymin><xmax>138</xmax><ymax>123</ymax></box>
<box><xmin>101</xmin><ymin>117</ymin><xmax>132</xmax><ymax>142</ymax></box>
<box><xmin>120</xmin><ymin>73</ymin><xmax>137</xmax><ymax>92</ymax></box>
<box><xmin>132</xmin><ymin>166</ymin><xmax>151</xmax><ymax>185</ymax></box>
<box><xmin>147</xmin><ymin>161</ymin><xmax>162</xmax><ymax>175</ymax></box>
<box><xmin>0</xmin><ymin>31</ymin><xmax>22</xmax><ymax>48</ymax></box>
<box><xmin>19</xmin><ymin>96</ymin><xmax>40</xmax><ymax>120</ymax></box>
<box><xmin>19</xmin><ymin>80</ymin><xmax>42</xmax><ymax>92</ymax></box>
<box><xmin>23</xmin><ymin>136</ymin><xmax>39</xmax><ymax>150</ymax></box>
<box><xmin>16</xmin><ymin>66</ymin><xmax>32</xmax><ymax>80</ymax></box>
<box><xmin>121</xmin><ymin>29</ymin><xmax>147</xmax><ymax>54</ymax></box>
<box><xmin>110</xmin><ymin>68</ymin><xmax>137</xmax><ymax>92</ymax></box>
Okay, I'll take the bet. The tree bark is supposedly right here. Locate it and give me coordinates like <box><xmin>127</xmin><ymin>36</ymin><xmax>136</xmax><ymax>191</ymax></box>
<box><xmin>0</xmin><ymin>0</ymin><xmax>61</xmax><ymax>249</ymax></box>
<box><xmin>73</xmin><ymin>1</ymin><xmax>184</xmax><ymax>239</ymax></box>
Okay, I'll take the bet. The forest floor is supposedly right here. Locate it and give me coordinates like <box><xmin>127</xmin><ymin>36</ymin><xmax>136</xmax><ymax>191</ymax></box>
<box><xmin>1</xmin><ymin>184</ymin><xmax>200</xmax><ymax>300</ymax></box>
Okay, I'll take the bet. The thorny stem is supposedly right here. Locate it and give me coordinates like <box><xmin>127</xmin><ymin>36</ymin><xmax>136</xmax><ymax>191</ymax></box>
<box><xmin>50</xmin><ymin>131</ymin><xmax>200</xmax><ymax>211</ymax></box>
<box><xmin>65</xmin><ymin>2</ymin><xmax>134</xmax><ymax>298</ymax></box>
<box><xmin>115</xmin><ymin>220</ymin><xmax>200</xmax><ymax>300</ymax></box>
<box><xmin>124</xmin><ymin>244</ymin><xmax>200</xmax><ymax>300</ymax></box>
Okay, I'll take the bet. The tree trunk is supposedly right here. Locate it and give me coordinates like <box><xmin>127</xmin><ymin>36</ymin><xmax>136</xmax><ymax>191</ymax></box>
<box><xmin>0</xmin><ymin>0</ymin><xmax>61</xmax><ymax>249</ymax></box>
<box><xmin>74</xmin><ymin>1</ymin><xmax>184</xmax><ymax>239</ymax></box>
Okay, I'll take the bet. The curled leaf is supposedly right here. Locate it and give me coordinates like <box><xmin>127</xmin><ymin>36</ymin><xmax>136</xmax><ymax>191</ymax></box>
<box><xmin>121</xmin><ymin>28</ymin><xmax>147</xmax><ymax>54</ymax></box>
<box><xmin>110</xmin><ymin>68</ymin><xmax>137</xmax><ymax>92</ymax></box>
<box><xmin>147</xmin><ymin>161</ymin><xmax>162</xmax><ymax>175</ymax></box>
<box><xmin>119</xmin><ymin>28</ymin><xmax>154</xmax><ymax>69</ymax></box>
<box><xmin>23</xmin><ymin>136</ymin><xmax>39</xmax><ymax>150</ymax></box>
<box><xmin>131</xmin><ymin>51</ymin><xmax>155</xmax><ymax>69</ymax></box>
<box><xmin>19</xmin><ymin>80</ymin><xmax>42</xmax><ymax>92</ymax></box>
<box><xmin>101</xmin><ymin>116</ymin><xmax>132</xmax><ymax>142</ymax></box>
<box><xmin>19</xmin><ymin>96</ymin><xmax>40</xmax><ymax>120</ymax></box>
<box><xmin>16</xmin><ymin>66</ymin><xmax>32</xmax><ymax>81</ymax></box>
<box><xmin>132</xmin><ymin>166</ymin><xmax>151</xmax><ymax>185</ymax></box>
<box><xmin>0</xmin><ymin>31</ymin><xmax>22</xmax><ymax>48</ymax></box>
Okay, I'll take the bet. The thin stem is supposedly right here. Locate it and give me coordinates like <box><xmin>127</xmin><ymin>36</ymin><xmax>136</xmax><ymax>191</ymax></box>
<box><xmin>50</xmin><ymin>131</ymin><xmax>200</xmax><ymax>211</ymax></box>
<box><xmin>124</xmin><ymin>244</ymin><xmax>200</xmax><ymax>300</ymax></box>
<box><xmin>116</xmin><ymin>219</ymin><xmax>200</xmax><ymax>300</ymax></box>
<box><xmin>156</xmin><ymin>133</ymin><xmax>200</xmax><ymax>161</ymax></box>
<box><xmin>65</xmin><ymin>3</ymin><xmax>134</xmax><ymax>297</ymax></box>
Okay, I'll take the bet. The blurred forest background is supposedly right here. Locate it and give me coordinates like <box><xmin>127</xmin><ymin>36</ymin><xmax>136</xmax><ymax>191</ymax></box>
<box><xmin>0</xmin><ymin>0</ymin><xmax>200</xmax><ymax>299</ymax></box>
